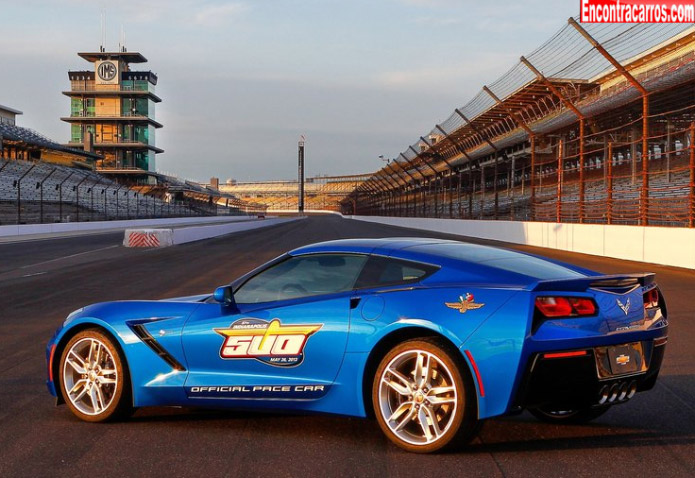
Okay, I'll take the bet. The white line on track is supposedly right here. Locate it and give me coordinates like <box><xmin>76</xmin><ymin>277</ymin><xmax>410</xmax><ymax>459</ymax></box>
<box><xmin>22</xmin><ymin>271</ymin><xmax>47</xmax><ymax>278</ymax></box>
<box><xmin>19</xmin><ymin>244</ymin><xmax>120</xmax><ymax>270</ymax></box>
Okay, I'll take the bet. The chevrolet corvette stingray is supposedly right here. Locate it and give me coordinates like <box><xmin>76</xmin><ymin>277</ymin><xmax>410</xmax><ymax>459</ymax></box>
<box><xmin>46</xmin><ymin>238</ymin><xmax>668</xmax><ymax>452</ymax></box>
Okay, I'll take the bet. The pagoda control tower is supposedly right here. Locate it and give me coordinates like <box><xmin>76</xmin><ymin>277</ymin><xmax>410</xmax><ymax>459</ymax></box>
<box><xmin>62</xmin><ymin>49</ymin><xmax>163</xmax><ymax>171</ymax></box>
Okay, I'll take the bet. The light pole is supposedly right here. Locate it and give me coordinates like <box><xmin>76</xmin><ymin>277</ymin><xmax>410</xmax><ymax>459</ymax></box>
<box><xmin>298</xmin><ymin>136</ymin><xmax>305</xmax><ymax>215</ymax></box>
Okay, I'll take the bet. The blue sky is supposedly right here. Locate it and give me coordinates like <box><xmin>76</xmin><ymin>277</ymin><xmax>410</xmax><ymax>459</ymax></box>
<box><xmin>1</xmin><ymin>0</ymin><xmax>578</xmax><ymax>182</ymax></box>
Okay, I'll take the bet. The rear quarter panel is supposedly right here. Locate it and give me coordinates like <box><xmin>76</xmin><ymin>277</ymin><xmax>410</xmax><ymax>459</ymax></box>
<box><xmin>347</xmin><ymin>286</ymin><xmax>527</xmax><ymax>419</ymax></box>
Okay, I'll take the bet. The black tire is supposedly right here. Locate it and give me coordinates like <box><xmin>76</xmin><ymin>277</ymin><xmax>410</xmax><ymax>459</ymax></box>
<box><xmin>529</xmin><ymin>405</ymin><xmax>611</xmax><ymax>424</ymax></box>
<box><xmin>59</xmin><ymin>328</ymin><xmax>132</xmax><ymax>422</ymax></box>
<box><xmin>372</xmin><ymin>338</ymin><xmax>480</xmax><ymax>453</ymax></box>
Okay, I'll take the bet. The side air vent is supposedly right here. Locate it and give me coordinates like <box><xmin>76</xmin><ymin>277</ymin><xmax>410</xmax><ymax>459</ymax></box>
<box><xmin>131</xmin><ymin>323</ymin><xmax>186</xmax><ymax>371</ymax></box>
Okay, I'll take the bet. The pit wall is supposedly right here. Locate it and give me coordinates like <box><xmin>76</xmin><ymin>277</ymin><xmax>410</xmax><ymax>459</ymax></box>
<box><xmin>346</xmin><ymin>216</ymin><xmax>695</xmax><ymax>270</ymax></box>
<box><xmin>123</xmin><ymin>217</ymin><xmax>303</xmax><ymax>248</ymax></box>
<box><xmin>0</xmin><ymin>216</ymin><xmax>256</xmax><ymax>239</ymax></box>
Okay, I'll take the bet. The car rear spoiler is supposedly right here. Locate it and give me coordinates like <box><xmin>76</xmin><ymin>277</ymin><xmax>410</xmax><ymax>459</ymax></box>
<box><xmin>529</xmin><ymin>273</ymin><xmax>656</xmax><ymax>292</ymax></box>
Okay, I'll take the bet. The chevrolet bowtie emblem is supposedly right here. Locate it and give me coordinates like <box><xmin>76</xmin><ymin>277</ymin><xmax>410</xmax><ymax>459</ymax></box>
<box><xmin>617</xmin><ymin>297</ymin><xmax>631</xmax><ymax>316</ymax></box>
<box><xmin>616</xmin><ymin>354</ymin><xmax>630</xmax><ymax>366</ymax></box>
<box><xmin>445</xmin><ymin>293</ymin><xmax>485</xmax><ymax>314</ymax></box>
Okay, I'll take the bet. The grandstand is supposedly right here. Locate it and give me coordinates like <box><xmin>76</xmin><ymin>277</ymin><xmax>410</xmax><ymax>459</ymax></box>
<box><xmin>0</xmin><ymin>116</ymin><xmax>265</xmax><ymax>224</ymax></box>
<box><xmin>220</xmin><ymin>174</ymin><xmax>369</xmax><ymax>212</ymax></box>
<box><xmin>344</xmin><ymin>20</ymin><xmax>695</xmax><ymax>228</ymax></box>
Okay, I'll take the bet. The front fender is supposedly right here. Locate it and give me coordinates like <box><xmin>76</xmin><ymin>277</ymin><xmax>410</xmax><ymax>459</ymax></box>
<box><xmin>47</xmin><ymin>301</ymin><xmax>202</xmax><ymax>407</ymax></box>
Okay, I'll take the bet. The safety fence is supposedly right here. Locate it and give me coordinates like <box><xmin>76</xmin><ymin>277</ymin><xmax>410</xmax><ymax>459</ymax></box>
<box><xmin>0</xmin><ymin>159</ymin><xmax>246</xmax><ymax>225</ymax></box>
<box><xmin>344</xmin><ymin>18</ymin><xmax>695</xmax><ymax>227</ymax></box>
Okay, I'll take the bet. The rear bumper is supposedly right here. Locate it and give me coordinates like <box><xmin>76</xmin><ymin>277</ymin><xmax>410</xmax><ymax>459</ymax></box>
<box><xmin>514</xmin><ymin>339</ymin><xmax>666</xmax><ymax>410</ymax></box>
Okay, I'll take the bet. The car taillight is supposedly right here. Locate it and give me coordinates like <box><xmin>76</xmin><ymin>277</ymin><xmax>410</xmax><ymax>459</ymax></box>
<box><xmin>644</xmin><ymin>288</ymin><xmax>659</xmax><ymax>309</ymax></box>
<box><xmin>535</xmin><ymin>296</ymin><xmax>597</xmax><ymax>318</ymax></box>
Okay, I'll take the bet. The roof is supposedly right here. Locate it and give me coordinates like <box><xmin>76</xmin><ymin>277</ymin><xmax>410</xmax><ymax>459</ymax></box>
<box><xmin>0</xmin><ymin>104</ymin><xmax>23</xmax><ymax>115</ymax></box>
<box><xmin>0</xmin><ymin>122</ymin><xmax>101</xmax><ymax>160</ymax></box>
<box><xmin>78</xmin><ymin>51</ymin><xmax>148</xmax><ymax>63</ymax></box>
<box><xmin>290</xmin><ymin>238</ymin><xmax>597</xmax><ymax>286</ymax></box>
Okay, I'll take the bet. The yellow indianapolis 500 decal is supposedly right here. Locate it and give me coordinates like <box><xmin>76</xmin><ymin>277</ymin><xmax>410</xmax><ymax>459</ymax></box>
<box><xmin>215</xmin><ymin>318</ymin><xmax>322</xmax><ymax>366</ymax></box>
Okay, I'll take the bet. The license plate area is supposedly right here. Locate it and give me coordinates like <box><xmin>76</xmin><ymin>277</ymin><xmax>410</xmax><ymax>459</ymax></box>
<box><xmin>594</xmin><ymin>342</ymin><xmax>648</xmax><ymax>379</ymax></box>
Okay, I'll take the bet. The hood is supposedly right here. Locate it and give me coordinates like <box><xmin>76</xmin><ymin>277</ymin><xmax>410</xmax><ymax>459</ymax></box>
<box><xmin>159</xmin><ymin>293</ymin><xmax>211</xmax><ymax>303</ymax></box>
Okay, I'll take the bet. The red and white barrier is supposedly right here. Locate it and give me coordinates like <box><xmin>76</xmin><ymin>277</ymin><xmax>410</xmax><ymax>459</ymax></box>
<box><xmin>123</xmin><ymin>228</ymin><xmax>173</xmax><ymax>247</ymax></box>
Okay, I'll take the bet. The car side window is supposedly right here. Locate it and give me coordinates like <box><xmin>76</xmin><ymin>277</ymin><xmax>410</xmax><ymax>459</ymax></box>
<box><xmin>234</xmin><ymin>253</ymin><xmax>368</xmax><ymax>304</ymax></box>
<box><xmin>355</xmin><ymin>256</ymin><xmax>438</xmax><ymax>289</ymax></box>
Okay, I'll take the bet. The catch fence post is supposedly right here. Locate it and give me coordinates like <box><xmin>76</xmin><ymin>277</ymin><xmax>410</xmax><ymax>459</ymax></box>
<box><xmin>557</xmin><ymin>139</ymin><xmax>563</xmax><ymax>223</ymax></box>
<box><xmin>530</xmin><ymin>136</ymin><xmax>536</xmax><ymax>221</ymax></box>
<box><xmin>689</xmin><ymin>123</ymin><xmax>695</xmax><ymax>227</ymax></box>
<box><xmin>607</xmin><ymin>143</ymin><xmax>613</xmax><ymax>225</ymax></box>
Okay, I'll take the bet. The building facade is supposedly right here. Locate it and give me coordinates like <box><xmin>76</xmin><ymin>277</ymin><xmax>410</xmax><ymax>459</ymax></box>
<box><xmin>62</xmin><ymin>50</ymin><xmax>162</xmax><ymax>171</ymax></box>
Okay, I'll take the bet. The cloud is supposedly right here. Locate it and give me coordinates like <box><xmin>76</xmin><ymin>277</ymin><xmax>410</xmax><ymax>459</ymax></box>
<box><xmin>18</xmin><ymin>0</ymin><xmax>249</xmax><ymax>26</ymax></box>
<box><xmin>375</xmin><ymin>51</ymin><xmax>518</xmax><ymax>92</ymax></box>
<box><xmin>413</xmin><ymin>16</ymin><xmax>463</xmax><ymax>26</ymax></box>
<box><xmin>193</xmin><ymin>2</ymin><xmax>248</xmax><ymax>26</ymax></box>
<box><xmin>397</xmin><ymin>0</ymin><xmax>458</xmax><ymax>6</ymax></box>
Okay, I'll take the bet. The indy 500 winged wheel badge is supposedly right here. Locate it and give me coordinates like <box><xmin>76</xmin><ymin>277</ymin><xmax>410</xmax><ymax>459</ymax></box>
<box><xmin>445</xmin><ymin>293</ymin><xmax>485</xmax><ymax>314</ymax></box>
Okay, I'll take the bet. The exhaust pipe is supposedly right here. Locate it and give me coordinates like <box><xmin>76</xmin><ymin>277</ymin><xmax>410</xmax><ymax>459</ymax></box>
<box><xmin>597</xmin><ymin>380</ymin><xmax>638</xmax><ymax>404</ymax></box>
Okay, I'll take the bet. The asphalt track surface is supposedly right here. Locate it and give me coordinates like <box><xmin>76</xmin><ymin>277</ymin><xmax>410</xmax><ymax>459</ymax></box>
<box><xmin>1</xmin><ymin>216</ymin><xmax>693</xmax><ymax>477</ymax></box>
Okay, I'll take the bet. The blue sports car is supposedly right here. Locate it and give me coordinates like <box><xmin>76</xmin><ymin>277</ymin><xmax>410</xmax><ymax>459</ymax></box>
<box><xmin>46</xmin><ymin>238</ymin><xmax>668</xmax><ymax>453</ymax></box>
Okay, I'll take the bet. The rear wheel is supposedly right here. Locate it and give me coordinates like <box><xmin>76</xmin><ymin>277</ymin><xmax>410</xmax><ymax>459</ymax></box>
<box><xmin>529</xmin><ymin>405</ymin><xmax>611</xmax><ymax>424</ymax></box>
<box><xmin>59</xmin><ymin>329</ymin><xmax>131</xmax><ymax>422</ymax></box>
<box><xmin>372</xmin><ymin>338</ymin><xmax>479</xmax><ymax>453</ymax></box>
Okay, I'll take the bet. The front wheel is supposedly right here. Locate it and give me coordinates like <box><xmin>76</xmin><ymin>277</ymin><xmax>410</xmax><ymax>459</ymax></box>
<box><xmin>372</xmin><ymin>338</ymin><xmax>479</xmax><ymax>453</ymax></box>
<box><xmin>529</xmin><ymin>405</ymin><xmax>611</xmax><ymax>424</ymax></box>
<box><xmin>59</xmin><ymin>329</ymin><xmax>131</xmax><ymax>422</ymax></box>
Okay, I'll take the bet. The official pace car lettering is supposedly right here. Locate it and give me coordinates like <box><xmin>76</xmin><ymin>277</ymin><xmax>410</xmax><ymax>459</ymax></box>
<box><xmin>214</xmin><ymin>318</ymin><xmax>322</xmax><ymax>366</ymax></box>
<box><xmin>445</xmin><ymin>293</ymin><xmax>485</xmax><ymax>314</ymax></box>
<box><xmin>186</xmin><ymin>384</ymin><xmax>329</xmax><ymax>399</ymax></box>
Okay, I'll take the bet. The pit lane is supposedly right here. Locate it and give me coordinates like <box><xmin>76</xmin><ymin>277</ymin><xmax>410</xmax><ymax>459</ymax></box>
<box><xmin>0</xmin><ymin>215</ymin><xmax>693</xmax><ymax>476</ymax></box>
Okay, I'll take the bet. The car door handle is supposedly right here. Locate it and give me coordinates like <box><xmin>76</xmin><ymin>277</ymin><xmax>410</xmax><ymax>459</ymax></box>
<box><xmin>350</xmin><ymin>297</ymin><xmax>362</xmax><ymax>309</ymax></box>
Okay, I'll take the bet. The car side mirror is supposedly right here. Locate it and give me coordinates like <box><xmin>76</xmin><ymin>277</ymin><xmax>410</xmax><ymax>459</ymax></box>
<box><xmin>213</xmin><ymin>286</ymin><xmax>236</xmax><ymax>308</ymax></box>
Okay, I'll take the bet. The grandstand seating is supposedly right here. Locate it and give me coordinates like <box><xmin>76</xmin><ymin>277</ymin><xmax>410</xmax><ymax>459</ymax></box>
<box><xmin>0</xmin><ymin>159</ymin><xmax>199</xmax><ymax>224</ymax></box>
<box><xmin>379</xmin><ymin>160</ymin><xmax>693</xmax><ymax>228</ymax></box>
<box><xmin>221</xmin><ymin>175</ymin><xmax>368</xmax><ymax>212</ymax></box>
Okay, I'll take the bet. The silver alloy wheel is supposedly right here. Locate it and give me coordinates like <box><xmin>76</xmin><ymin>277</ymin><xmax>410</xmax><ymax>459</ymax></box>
<box><xmin>62</xmin><ymin>337</ymin><xmax>119</xmax><ymax>416</ymax></box>
<box><xmin>378</xmin><ymin>349</ymin><xmax>458</xmax><ymax>446</ymax></box>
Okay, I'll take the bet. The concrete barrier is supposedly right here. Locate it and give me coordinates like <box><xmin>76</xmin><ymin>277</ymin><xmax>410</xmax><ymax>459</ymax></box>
<box><xmin>347</xmin><ymin>215</ymin><xmax>695</xmax><ymax>270</ymax></box>
<box><xmin>0</xmin><ymin>215</ymin><xmax>256</xmax><ymax>239</ymax></box>
<box><xmin>124</xmin><ymin>217</ymin><xmax>302</xmax><ymax>248</ymax></box>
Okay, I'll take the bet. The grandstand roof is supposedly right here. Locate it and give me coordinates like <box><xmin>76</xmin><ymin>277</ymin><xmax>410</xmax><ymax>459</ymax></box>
<box><xmin>0</xmin><ymin>105</ymin><xmax>23</xmax><ymax>116</ymax></box>
<box><xmin>0</xmin><ymin>122</ymin><xmax>101</xmax><ymax>161</ymax></box>
<box><xmin>78</xmin><ymin>51</ymin><xmax>148</xmax><ymax>64</ymax></box>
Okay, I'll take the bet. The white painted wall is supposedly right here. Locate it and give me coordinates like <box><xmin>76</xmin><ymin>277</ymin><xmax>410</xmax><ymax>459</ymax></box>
<box><xmin>347</xmin><ymin>216</ymin><xmax>695</xmax><ymax>270</ymax></box>
<box><xmin>124</xmin><ymin>217</ymin><xmax>303</xmax><ymax>247</ymax></box>
<box><xmin>0</xmin><ymin>215</ymin><xmax>258</xmax><ymax>239</ymax></box>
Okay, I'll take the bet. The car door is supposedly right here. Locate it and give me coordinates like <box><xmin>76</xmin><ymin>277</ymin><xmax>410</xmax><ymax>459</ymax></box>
<box><xmin>181</xmin><ymin>253</ymin><xmax>368</xmax><ymax>401</ymax></box>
